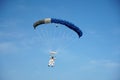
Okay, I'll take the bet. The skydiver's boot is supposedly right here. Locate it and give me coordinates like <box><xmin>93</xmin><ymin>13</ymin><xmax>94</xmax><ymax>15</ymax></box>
<box><xmin>48</xmin><ymin>65</ymin><xmax>50</xmax><ymax>67</ymax></box>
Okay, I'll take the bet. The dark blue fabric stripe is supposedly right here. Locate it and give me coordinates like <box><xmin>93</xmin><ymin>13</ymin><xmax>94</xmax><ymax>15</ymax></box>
<box><xmin>51</xmin><ymin>18</ymin><xmax>82</xmax><ymax>38</ymax></box>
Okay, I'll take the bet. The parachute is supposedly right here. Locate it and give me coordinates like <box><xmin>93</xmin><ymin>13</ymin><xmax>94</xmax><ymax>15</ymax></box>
<box><xmin>33</xmin><ymin>18</ymin><xmax>83</xmax><ymax>38</ymax></box>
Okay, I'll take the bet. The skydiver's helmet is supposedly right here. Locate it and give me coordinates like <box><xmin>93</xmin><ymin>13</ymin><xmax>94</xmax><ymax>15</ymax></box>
<box><xmin>51</xmin><ymin>56</ymin><xmax>54</xmax><ymax>59</ymax></box>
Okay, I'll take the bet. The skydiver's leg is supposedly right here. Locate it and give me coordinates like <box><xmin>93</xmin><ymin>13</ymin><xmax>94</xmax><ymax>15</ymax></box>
<box><xmin>48</xmin><ymin>60</ymin><xmax>53</xmax><ymax>67</ymax></box>
<box><xmin>51</xmin><ymin>63</ymin><xmax>54</xmax><ymax>67</ymax></box>
<box><xmin>51</xmin><ymin>61</ymin><xmax>54</xmax><ymax>67</ymax></box>
<box><xmin>48</xmin><ymin>60</ymin><xmax>51</xmax><ymax>67</ymax></box>
<box><xmin>48</xmin><ymin>63</ymin><xmax>50</xmax><ymax>67</ymax></box>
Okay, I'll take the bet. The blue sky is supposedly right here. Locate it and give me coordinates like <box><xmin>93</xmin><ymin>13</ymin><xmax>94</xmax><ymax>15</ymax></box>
<box><xmin>0</xmin><ymin>0</ymin><xmax>120</xmax><ymax>80</ymax></box>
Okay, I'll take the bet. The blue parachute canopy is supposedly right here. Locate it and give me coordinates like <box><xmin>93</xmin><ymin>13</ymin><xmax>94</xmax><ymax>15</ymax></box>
<box><xmin>33</xmin><ymin>18</ymin><xmax>83</xmax><ymax>38</ymax></box>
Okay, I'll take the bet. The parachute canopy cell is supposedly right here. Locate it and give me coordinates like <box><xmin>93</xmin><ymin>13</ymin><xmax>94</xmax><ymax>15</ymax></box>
<box><xmin>33</xmin><ymin>18</ymin><xmax>83</xmax><ymax>38</ymax></box>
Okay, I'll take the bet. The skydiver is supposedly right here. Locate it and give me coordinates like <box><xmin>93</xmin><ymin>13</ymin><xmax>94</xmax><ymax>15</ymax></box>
<box><xmin>48</xmin><ymin>56</ymin><xmax>56</xmax><ymax>67</ymax></box>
